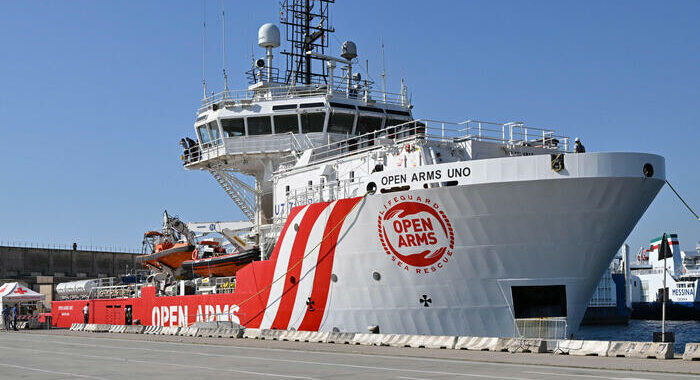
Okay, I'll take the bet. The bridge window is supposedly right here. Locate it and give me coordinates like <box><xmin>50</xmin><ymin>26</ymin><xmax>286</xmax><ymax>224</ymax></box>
<box><xmin>221</xmin><ymin>118</ymin><xmax>245</xmax><ymax>137</ymax></box>
<box><xmin>274</xmin><ymin>114</ymin><xmax>300</xmax><ymax>134</ymax></box>
<box><xmin>300</xmin><ymin>112</ymin><xmax>325</xmax><ymax>133</ymax></box>
<box><xmin>247</xmin><ymin>116</ymin><xmax>272</xmax><ymax>135</ymax></box>
<box><xmin>356</xmin><ymin>115</ymin><xmax>383</xmax><ymax>135</ymax></box>
<box><xmin>386</xmin><ymin>119</ymin><xmax>409</xmax><ymax>127</ymax></box>
<box><xmin>196</xmin><ymin>124</ymin><xmax>211</xmax><ymax>144</ymax></box>
<box><xmin>208</xmin><ymin>122</ymin><xmax>221</xmax><ymax>145</ymax></box>
<box><xmin>328</xmin><ymin>111</ymin><xmax>355</xmax><ymax>134</ymax></box>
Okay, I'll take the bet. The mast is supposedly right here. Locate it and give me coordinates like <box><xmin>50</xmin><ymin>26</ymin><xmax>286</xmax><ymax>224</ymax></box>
<box><xmin>280</xmin><ymin>0</ymin><xmax>335</xmax><ymax>85</ymax></box>
<box><xmin>304</xmin><ymin>0</ymin><xmax>311</xmax><ymax>85</ymax></box>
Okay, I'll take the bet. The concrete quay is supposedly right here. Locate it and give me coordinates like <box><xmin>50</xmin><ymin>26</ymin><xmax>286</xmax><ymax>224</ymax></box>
<box><xmin>0</xmin><ymin>329</ymin><xmax>696</xmax><ymax>379</ymax></box>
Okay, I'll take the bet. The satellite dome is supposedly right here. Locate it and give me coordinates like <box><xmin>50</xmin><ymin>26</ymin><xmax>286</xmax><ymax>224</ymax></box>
<box><xmin>258</xmin><ymin>23</ymin><xmax>280</xmax><ymax>48</ymax></box>
<box><xmin>341</xmin><ymin>41</ymin><xmax>357</xmax><ymax>60</ymax></box>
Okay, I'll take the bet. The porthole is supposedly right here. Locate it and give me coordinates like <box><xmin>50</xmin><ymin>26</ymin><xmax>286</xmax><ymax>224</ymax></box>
<box><xmin>290</xmin><ymin>276</ymin><xmax>296</xmax><ymax>284</ymax></box>
<box><xmin>294</xmin><ymin>223</ymin><xmax>299</xmax><ymax>231</ymax></box>
<box><xmin>643</xmin><ymin>163</ymin><xmax>654</xmax><ymax>178</ymax></box>
<box><xmin>331</xmin><ymin>274</ymin><xmax>338</xmax><ymax>283</ymax></box>
<box><xmin>366</xmin><ymin>182</ymin><xmax>377</xmax><ymax>194</ymax></box>
<box><xmin>372</xmin><ymin>271</ymin><xmax>381</xmax><ymax>281</ymax></box>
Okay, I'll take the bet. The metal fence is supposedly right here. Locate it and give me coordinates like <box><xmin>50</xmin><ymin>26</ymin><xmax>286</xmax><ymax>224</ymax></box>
<box><xmin>0</xmin><ymin>240</ymin><xmax>140</xmax><ymax>254</ymax></box>
<box><xmin>514</xmin><ymin>317</ymin><xmax>568</xmax><ymax>340</ymax></box>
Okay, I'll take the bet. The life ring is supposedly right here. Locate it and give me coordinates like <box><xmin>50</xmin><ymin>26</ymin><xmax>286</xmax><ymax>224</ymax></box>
<box><xmin>192</xmin><ymin>248</ymin><xmax>199</xmax><ymax>260</ymax></box>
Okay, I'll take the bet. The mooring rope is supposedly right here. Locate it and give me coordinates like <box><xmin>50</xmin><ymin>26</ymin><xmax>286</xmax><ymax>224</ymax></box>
<box><xmin>665</xmin><ymin>179</ymin><xmax>700</xmax><ymax>221</ymax></box>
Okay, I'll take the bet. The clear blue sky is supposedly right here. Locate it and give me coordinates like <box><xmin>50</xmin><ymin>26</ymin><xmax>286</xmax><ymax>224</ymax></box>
<box><xmin>1</xmin><ymin>1</ymin><xmax>698</xmax><ymax>252</ymax></box>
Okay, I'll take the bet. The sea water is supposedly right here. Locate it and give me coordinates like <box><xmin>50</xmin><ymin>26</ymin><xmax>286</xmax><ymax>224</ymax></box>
<box><xmin>577</xmin><ymin>320</ymin><xmax>700</xmax><ymax>353</ymax></box>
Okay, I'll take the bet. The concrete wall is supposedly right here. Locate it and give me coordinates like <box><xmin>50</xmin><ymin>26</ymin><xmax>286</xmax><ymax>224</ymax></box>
<box><xmin>0</xmin><ymin>246</ymin><xmax>139</xmax><ymax>308</ymax></box>
<box><xmin>0</xmin><ymin>246</ymin><xmax>137</xmax><ymax>278</ymax></box>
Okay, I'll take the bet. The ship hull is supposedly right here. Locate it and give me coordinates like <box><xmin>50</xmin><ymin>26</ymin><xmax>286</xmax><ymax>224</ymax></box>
<box><xmin>631</xmin><ymin>302</ymin><xmax>700</xmax><ymax>320</ymax></box>
<box><xmin>52</xmin><ymin>152</ymin><xmax>665</xmax><ymax>338</ymax></box>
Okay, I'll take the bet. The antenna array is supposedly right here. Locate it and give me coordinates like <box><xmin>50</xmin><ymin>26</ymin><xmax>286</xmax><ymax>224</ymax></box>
<box><xmin>280</xmin><ymin>0</ymin><xmax>335</xmax><ymax>85</ymax></box>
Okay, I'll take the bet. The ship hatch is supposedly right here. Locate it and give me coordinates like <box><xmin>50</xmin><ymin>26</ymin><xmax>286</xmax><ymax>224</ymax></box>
<box><xmin>511</xmin><ymin>285</ymin><xmax>567</xmax><ymax>318</ymax></box>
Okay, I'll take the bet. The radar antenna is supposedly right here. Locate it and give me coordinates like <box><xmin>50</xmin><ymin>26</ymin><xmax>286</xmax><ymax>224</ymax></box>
<box><xmin>280</xmin><ymin>0</ymin><xmax>335</xmax><ymax>85</ymax></box>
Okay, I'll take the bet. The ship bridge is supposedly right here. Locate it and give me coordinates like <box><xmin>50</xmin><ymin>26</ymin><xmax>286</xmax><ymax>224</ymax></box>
<box><xmin>182</xmin><ymin>0</ymin><xmax>414</xmax><ymax>249</ymax></box>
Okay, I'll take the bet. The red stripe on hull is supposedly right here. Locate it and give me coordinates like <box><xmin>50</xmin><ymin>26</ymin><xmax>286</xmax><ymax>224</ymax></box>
<box><xmin>241</xmin><ymin>206</ymin><xmax>305</xmax><ymax>328</ymax></box>
<box><xmin>297</xmin><ymin>197</ymin><xmax>362</xmax><ymax>331</ymax></box>
<box><xmin>270</xmin><ymin>203</ymin><xmax>329</xmax><ymax>329</ymax></box>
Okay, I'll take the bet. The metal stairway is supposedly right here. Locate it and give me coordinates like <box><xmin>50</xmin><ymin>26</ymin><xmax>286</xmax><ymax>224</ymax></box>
<box><xmin>208</xmin><ymin>169</ymin><xmax>257</xmax><ymax>222</ymax></box>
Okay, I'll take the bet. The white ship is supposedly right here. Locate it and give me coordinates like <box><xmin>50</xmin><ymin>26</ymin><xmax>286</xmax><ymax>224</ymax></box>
<box><xmin>177</xmin><ymin>0</ymin><xmax>665</xmax><ymax>338</ymax></box>
<box><xmin>629</xmin><ymin>236</ymin><xmax>700</xmax><ymax>319</ymax></box>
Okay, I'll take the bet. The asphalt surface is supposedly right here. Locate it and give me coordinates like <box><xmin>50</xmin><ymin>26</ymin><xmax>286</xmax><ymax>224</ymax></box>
<box><xmin>0</xmin><ymin>330</ymin><xmax>697</xmax><ymax>380</ymax></box>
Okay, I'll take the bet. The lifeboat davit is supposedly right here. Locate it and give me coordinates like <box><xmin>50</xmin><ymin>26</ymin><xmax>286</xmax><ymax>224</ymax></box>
<box><xmin>182</xmin><ymin>242</ymin><xmax>259</xmax><ymax>277</ymax></box>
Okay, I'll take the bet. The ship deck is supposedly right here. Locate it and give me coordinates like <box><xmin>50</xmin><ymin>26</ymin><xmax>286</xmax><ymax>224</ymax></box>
<box><xmin>1</xmin><ymin>330</ymin><xmax>697</xmax><ymax>379</ymax></box>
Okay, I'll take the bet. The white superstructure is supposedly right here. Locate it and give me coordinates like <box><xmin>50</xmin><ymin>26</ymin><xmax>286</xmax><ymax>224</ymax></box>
<box><xmin>629</xmin><ymin>235</ymin><xmax>700</xmax><ymax>319</ymax></box>
<box><xmin>179</xmin><ymin>1</ymin><xmax>665</xmax><ymax>338</ymax></box>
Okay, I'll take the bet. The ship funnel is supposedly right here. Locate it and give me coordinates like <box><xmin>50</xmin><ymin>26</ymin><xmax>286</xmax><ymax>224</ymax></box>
<box><xmin>258</xmin><ymin>23</ymin><xmax>281</xmax><ymax>48</ymax></box>
<box><xmin>341</xmin><ymin>41</ymin><xmax>357</xmax><ymax>60</ymax></box>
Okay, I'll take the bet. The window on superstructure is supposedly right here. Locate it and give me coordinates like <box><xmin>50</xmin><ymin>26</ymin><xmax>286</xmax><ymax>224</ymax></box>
<box><xmin>197</xmin><ymin>124</ymin><xmax>211</xmax><ymax>144</ymax></box>
<box><xmin>221</xmin><ymin>118</ymin><xmax>245</xmax><ymax>137</ymax></box>
<box><xmin>285</xmin><ymin>185</ymin><xmax>290</xmax><ymax>196</ymax></box>
<box><xmin>207</xmin><ymin>122</ymin><xmax>221</xmax><ymax>145</ymax></box>
<box><xmin>247</xmin><ymin>116</ymin><xmax>272</xmax><ymax>135</ymax></box>
<box><xmin>327</xmin><ymin>111</ymin><xmax>355</xmax><ymax>134</ymax></box>
<box><xmin>356</xmin><ymin>115</ymin><xmax>383</xmax><ymax>135</ymax></box>
<box><xmin>349</xmin><ymin>171</ymin><xmax>355</xmax><ymax>183</ymax></box>
<box><xmin>274</xmin><ymin>114</ymin><xmax>299</xmax><ymax>134</ymax></box>
<box><xmin>386</xmin><ymin>119</ymin><xmax>409</xmax><ymax>127</ymax></box>
<box><xmin>385</xmin><ymin>119</ymin><xmax>409</xmax><ymax>138</ymax></box>
<box><xmin>308</xmin><ymin>180</ymin><xmax>313</xmax><ymax>190</ymax></box>
<box><xmin>300</xmin><ymin>112</ymin><xmax>325</xmax><ymax>133</ymax></box>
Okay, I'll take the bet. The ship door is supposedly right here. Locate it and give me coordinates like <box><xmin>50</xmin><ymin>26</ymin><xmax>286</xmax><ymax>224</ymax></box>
<box><xmin>511</xmin><ymin>285</ymin><xmax>568</xmax><ymax>339</ymax></box>
<box><xmin>113</xmin><ymin>305</ymin><xmax>124</xmax><ymax>325</ymax></box>
<box><xmin>105</xmin><ymin>305</ymin><xmax>125</xmax><ymax>325</ymax></box>
<box><xmin>125</xmin><ymin>305</ymin><xmax>133</xmax><ymax>325</ymax></box>
<box><xmin>105</xmin><ymin>305</ymin><xmax>114</xmax><ymax>325</ymax></box>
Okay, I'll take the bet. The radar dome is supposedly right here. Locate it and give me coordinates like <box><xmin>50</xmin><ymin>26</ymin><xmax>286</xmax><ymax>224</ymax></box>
<box><xmin>258</xmin><ymin>23</ymin><xmax>280</xmax><ymax>48</ymax></box>
<box><xmin>341</xmin><ymin>41</ymin><xmax>357</xmax><ymax>60</ymax></box>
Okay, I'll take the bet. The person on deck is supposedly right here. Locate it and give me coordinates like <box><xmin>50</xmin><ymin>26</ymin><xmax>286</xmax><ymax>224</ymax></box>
<box><xmin>574</xmin><ymin>137</ymin><xmax>586</xmax><ymax>153</ymax></box>
<box><xmin>185</xmin><ymin>137</ymin><xmax>199</xmax><ymax>162</ymax></box>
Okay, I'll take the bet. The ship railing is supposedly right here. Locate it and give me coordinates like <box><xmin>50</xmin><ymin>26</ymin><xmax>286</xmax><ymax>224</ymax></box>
<box><xmin>89</xmin><ymin>284</ymin><xmax>142</xmax><ymax>299</ymax></box>
<box><xmin>272</xmin><ymin>177</ymin><xmax>366</xmax><ymax>224</ymax></box>
<box><xmin>198</xmin><ymin>81</ymin><xmax>406</xmax><ymax>113</ymax></box>
<box><xmin>182</xmin><ymin>132</ymin><xmax>318</xmax><ymax>165</ymax></box>
<box><xmin>277</xmin><ymin>119</ymin><xmax>569</xmax><ymax>170</ymax></box>
<box><xmin>681</xmin><ymin>268</ymin><xmax>700</xmax><ymax>278</ymax></box>
<box><xmin>514</xmin><ymin>317</ymin><xmax>568</xmax><ymax>340</ymax></box>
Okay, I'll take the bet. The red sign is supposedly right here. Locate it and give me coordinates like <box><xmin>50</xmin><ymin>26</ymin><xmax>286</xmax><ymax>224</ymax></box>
<box><xmin>378</xmin><ymin>195</ymin><xmax>454</xmax><ymax>274</ymax></box>
<box><xmin>13</xmin><ymin>288</ymin><xmax>28</xmax><ymax>295</ymax></box>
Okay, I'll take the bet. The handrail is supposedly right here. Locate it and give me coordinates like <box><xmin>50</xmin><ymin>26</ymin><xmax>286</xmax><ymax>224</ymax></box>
<box><xmin>181</xmin><ymin>118</ymin><xmax>570</xmax><ymax>170</ymax></box>
<box><xmin>198</xmin><ymin>81</ymin><xmax>407</xmax><ymax>112</ymax></box>
<box><xmin>275</xmin><ymin>118</ymin><xmax>569</xmax><ymax>170</ymax></box>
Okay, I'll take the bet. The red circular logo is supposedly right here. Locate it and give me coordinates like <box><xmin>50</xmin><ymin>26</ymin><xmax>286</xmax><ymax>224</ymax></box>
<box><xmin>378</xmin><ymin>196</ymin><xmax>454</xmax><ymax>274</ymax></box>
